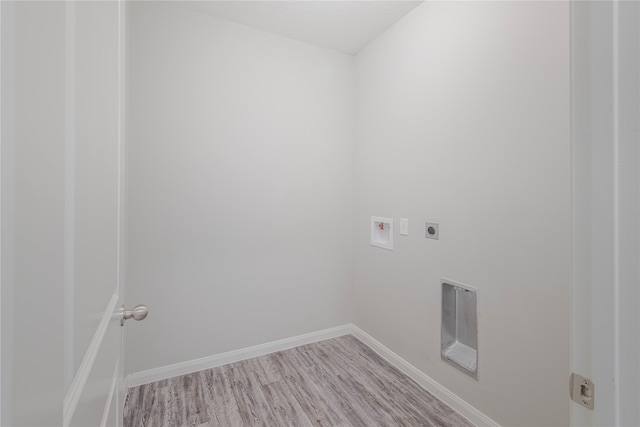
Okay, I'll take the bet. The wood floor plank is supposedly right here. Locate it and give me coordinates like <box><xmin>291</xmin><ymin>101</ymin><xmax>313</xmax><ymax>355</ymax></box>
<box><xmin>124</xmin><ymin>335</ymin><xmax>475</xmax><ymax>427</ymax></box>
<box><xmin>344</xmin><ymin>337</ymin><xmax>467</xmax><ymax>427</ymax></box>
<box><xmin>246</xmin><ymin>354</ymin><xmax>281</xmax><ymax>387</ymax></box>
<box><xmin>297</xmin><ymin>343</ymin><xmax>397</xmax><ymax>426</ymax></box>
<box><xmin>200</xmin><ymin>367</ymin><xmax>244</xmax><ymax>426</ymax></box>
<box><xmin>259</xmin><ymin>381</ymin><xmax>313</xmax><ymax>427</ymax></box>
<box><xmin>325</xmin><ymin>338</ymin><xmax>434</xmax><ymax>416</ymax></box>
<box><xmin>337</xmin><ymin>337</ymin><xmax>471</xmax><ymax>427</ymax></box>
<box><xmin>268</xmin><ymin>349</ymin><xmax>346</xmax><ymax>427</ymax></box>
<box><xmin>226</xmin><ymin>360</ymin><xmax>277</xmax><ymax>426</ymax></box>
<box><xmin>323</xmin><ymin>340</ymin><xmax>430</xmax><ymax>426</ymax></box>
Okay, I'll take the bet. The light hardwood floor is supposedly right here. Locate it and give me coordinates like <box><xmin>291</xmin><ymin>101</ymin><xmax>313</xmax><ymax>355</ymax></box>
<box><xmin>124</xmin><ymin>335</ymin><xmax>473</xmax><ymax>427</ymax></box>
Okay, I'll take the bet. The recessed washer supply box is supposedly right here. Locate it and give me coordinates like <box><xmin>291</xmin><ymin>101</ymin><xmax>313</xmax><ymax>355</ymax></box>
<box><xmin>370</xmin><ymin>216</ymin><xmax>393</xmax><ymax>250</ymax></box>
<box><xmin>441</xmin><ymin>279</ymin><xmax>478</xmax><ymax>379</ymax></box>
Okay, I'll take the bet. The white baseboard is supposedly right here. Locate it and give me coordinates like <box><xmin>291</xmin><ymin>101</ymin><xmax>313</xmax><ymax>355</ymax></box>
<box><xmin>350</xmin><ymin>325</ymin><xmax>500</xmax><ymax>427</ymax></box>
<box><xmin>125</xmin><ymin>324</ymin><xmax>352</xmax><ymax>388</ymax></box>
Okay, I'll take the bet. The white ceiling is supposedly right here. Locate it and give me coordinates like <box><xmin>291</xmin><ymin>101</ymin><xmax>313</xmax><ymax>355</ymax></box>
<box><xmin>167</xmin><ymin>1</ymin><xmax>424</xmax><ymax>55</ymax></box>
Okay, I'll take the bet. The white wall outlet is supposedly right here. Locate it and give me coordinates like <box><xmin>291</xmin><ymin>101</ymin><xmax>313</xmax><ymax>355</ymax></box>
<box><xmin>400</xmin><ymin>218</ymin><xmax>409</xmax><ymax>236</ymax></box>
<box><xmin>371</xmin><ymin>216</ymin><xmax>394</xmax><ymax>250</ymax></box>
<box><xmin>425</xmin><ymin>222</ymin><xmax>439</xmax><ymax>240</ymax></box>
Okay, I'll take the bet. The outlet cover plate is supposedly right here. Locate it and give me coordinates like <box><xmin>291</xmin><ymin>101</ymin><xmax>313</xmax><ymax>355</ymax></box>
<box><xmin>400</xmin><ymin>218</ymin><xmax>409</xmax><ymax>236</ymax></box>
<box><xmin>425</xmin><ymin>222</ymin><xmax>439</xmax><ymax>240</ymax></box>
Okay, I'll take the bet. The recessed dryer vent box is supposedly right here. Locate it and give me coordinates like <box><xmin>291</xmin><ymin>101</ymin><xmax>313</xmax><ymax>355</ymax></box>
<box><xmin>441</xmin><ymin>279</ymin><xmax>478</xmax><ymax>379</ymax></box>
<box><xmin>370</xmin><ymin>216</ymin><xmax>393</xmax><ymax>250</ymax></box>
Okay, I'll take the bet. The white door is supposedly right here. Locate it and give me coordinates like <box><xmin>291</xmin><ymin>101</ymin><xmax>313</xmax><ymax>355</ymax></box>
<box><xmin>1</xmin><ymin>1</ymin><xmax>128</xmax><ymax>425</ymax></box>
<box><xmin>571</xmin><ymin>1</ymin><xmax>640</xmax><ymax>425</ymax></box>
<box><xmin>63</xmin><ymin>1</ymin><xmax>127</xmax><ymax>426</ymax></box>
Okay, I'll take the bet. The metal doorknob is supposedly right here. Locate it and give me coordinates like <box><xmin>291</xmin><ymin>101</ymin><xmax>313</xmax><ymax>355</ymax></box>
<box><xmin>121</xmin><ymin>304</ymin><xmax>148</xmax><ymax>326</ymax></box>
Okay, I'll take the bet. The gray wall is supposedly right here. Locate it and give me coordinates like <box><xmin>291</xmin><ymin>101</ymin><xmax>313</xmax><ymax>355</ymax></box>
<box><xmin>125</xmin><ymin>2</ymin><xmax>355</xmax><ymax>375</ymax></box>
<box><xmin>353</xmin><ymin>2</ymin><xmax>571</xmax><ymax>426</ymax></box>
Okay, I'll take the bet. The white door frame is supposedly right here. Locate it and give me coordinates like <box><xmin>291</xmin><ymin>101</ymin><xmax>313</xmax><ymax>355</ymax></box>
<box><xmin>571</xmin><ymin>1</ymin><xmax>640</xmax><ymax>425</ymax></box>
<box><xmin>116</xmin><ymin>0</ymin><xmax>127</xmax><ymax>421</ymax></box>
